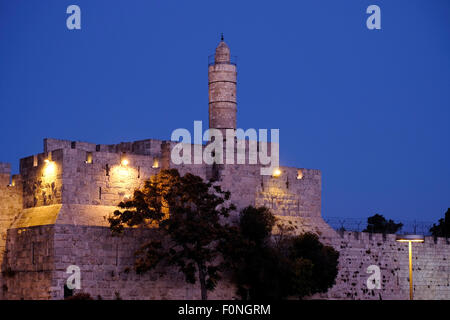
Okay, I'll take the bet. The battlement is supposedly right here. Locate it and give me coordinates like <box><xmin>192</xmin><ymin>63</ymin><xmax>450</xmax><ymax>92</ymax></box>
<box><xmin>0</xmin><ymin>163</ymin><xmax>11</xmax><ymax>186</ymax></box>
<box><xmin>44</xmin><ymin>138</ymin><xmax>169</xmax><ymax>157</ymax></box>
<box><xmin>328</xmin><ymin>230</ymin><xmax>450</xmax><ymax>245</ymax></box>
<box><xmin>15</xmin><ymin>138</ymin><xmax>322</xmax><ymax>219</ymax></box>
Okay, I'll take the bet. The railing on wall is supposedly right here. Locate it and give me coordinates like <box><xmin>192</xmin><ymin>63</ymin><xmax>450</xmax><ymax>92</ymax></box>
<box><xmin>323</xmin><ymin>217</ymin><xmax>435</xmax><ymax>236</ymax></box>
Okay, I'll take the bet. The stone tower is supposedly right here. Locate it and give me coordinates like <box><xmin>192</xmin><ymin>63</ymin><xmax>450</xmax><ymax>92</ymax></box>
<box><xmin>208</xmin><ymin>37</ymin><xmax>237</xmax><ymax>135</ymax></box>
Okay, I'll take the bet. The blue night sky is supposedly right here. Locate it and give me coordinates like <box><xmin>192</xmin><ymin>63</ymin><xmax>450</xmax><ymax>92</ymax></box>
<box><xmin>0</xmin><ymin>1</ymin><xmax>449</xmax><ymax>223</ymax></box>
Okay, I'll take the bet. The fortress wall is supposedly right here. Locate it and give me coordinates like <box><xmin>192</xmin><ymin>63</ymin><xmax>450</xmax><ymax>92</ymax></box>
<box><xmin>49</xmin><ymin>225</ymin><xmax>236</xmax><ymax>300</ymax></box>
<box><xmin>44</xmin><ymin>138</ymin><xmax>95</xmax><ymax>153</ymax></box>
<box><xmin>5</xmin><ymin>225</ymin><xmax>448</xmax><ymax>300</ymax></box>
<box><xmin>20</xmin><ymin>138</ymin><xmax>450</xmax><ymax>300</ymax></box>
<box><xmin>315</xmin><ymin>232</ymin><xmax>450</xmax><ymax>300</ymax></box>
<box><xmin>44</xmin><ymin>138</ymin><xmax>166</xmax><ymax>157</ymax></box>
<box><xmin>20</xmin><ymin>150</ymin><xmax>63</xmax><ymax>208</ymax></box>
<box><xmin>0</xmin><ymin>163</ymin><xmax>11</xmax><ymax>186</ymax></box>
<box><xmin>2</xmin><ymin>225</ymin><xmax>54</xmax><ymax>300</ymax></box>
<box><xmin>127</xmin><ymin>139</ymin><xmax>165</xmax><ymax>156</ymax></box>
<box><xmin>255</xmin><ymin>168</ymin><xmax>321</xmax><ymax>218</ymax></box>
<box><xmin>0</xmin><ymin>184</ymin><xmax>23</xmax><ymax>253</ymax></box>
<box><xmin>219</xmin><ymin>164</ymin><xmax>261</xmax><ymax>211</ymax></box>
<box><xmin>0</xmin><ymin>163</ymin><xmax>23</xmax><ymax>299</ymax></box>
<box><xmin>61</xmin><ymin>148</ymin><xmax>160</xmax><ymax>208</ymax></box>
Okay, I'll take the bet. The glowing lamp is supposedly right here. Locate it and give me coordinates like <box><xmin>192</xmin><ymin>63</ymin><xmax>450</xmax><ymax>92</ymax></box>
<box><xmin>395</xmin><ymin>235</ymin><xmax>424</xmax><ymax>243</ymax></box>
<box><xmin>121</xmin><ymin>159</ymin><xmax>129</xmax><ymax>166</ymax></box>
<box><xmin>43</xmin><ymin>161</ymin><xmax>56</xmax><ymax>177</ymax></box>
<box><xmin>396</xmin><ymin>234</ymin><xmax>424</xmax><ymax>300</ymax></box>
<box><xmin>272</xmin><ymin>168</ymin><xmax>281</xmax><ymax>177</ymax></box>
<box><xmin>152</xmin><ymin>158</ymin><xmax>159</xmax><ymax>169</ymax></box>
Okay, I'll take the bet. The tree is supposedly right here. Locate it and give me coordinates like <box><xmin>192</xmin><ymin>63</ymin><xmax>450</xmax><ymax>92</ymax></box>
<box><xmin>222</xmin><ymin>206</ymin><xmax>339</xmax><ymax>300</ymax></box>
<box><xmin>363</xmin><ymin>214</ymin><xmax>403</xmax><ymax>234</ymax></box>
<box><xmin>430</xmin><ymin>208</ymin><xmax>450</xmax><ymax>238</ymax></box>
<box><xmin>108</xmin><ymin>169</ymin><xmax>236</xmax><ymax>300</ymax></box>
<box><xmin>289</xmin><ymin>233</ymin><xmax>340</xmax><ymax>296</ymax></box>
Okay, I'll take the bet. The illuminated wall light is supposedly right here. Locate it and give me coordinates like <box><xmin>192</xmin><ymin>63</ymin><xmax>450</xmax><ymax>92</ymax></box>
<box><xmin>272</xmin><ymin>168</ymin><xmax>281</xmax><ymax>177</ymax></box>
<box><xmin>43</xmin><ymin>161</ymin><xmax>56</xmax><ymax>177</ymax></box>
<box><xmin>152</xmin><ymin>158</ymin><xmax>159</xmax><ymax>169</ymax></box>
<box><xmin>113</xmin><ymin>164</ymin><xmax>130</xmax><ymax>177</ymax></box>
<box><xmin>297</xmin><ymin>169</ymin><xmax>303</xmax><ymax>180</ymax></box>
<box><xmin>120</xmin><ymin>152</ymin><xmax>129</xmax><ymax>166</ymax></box>
<box><xmin>85</xmin><ymin>152</ymin><xmax>93</xmax><ymax>164</ymax></box>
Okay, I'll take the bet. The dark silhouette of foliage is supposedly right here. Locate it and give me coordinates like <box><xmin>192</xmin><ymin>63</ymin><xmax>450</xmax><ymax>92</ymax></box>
<box><xmin>289</xmin><ymin>233</ymin><xmax>340</xmax><ymax>295</ymax></box>
<box><xmin>239</xmin><ymin>206</ymin><xmax>275</xmax><ymax>244</ymax></box>
<box><xmin>222</xmin><ymin>206</ymin><xmax>339</xmax><ymax>300</ymax></box>
<box><xmin>430</xmin><ymin>208</ymin><xmax>450</xmax><ymax>238</ymax></box>
<box><xmin>363</xmin><ymin>214</ymin><xmax>403</xmax><ymax>234</ymax></box>
<box><xmin>109</xmin><ymin>169</ymin><xmax>236</xmax><ymax>300</ymax></box>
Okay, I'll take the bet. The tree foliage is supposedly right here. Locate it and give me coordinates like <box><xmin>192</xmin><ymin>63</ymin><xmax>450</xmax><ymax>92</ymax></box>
<box><xmin>223</xmin><ymin>206</ymin><xmax>339</xmax><ymax>300</ymax></box>
<box><xmin>363</xmin><ymin>214</ymin><xmax>403</xmax><ymax>234</ymax></box>
<box><xmin>108</xmin><ymin>169</ymin><xmax>236</xmax><ymax>300</ymax></box>
<box><xmin>430</xmin><ymin>208</ymin><xmax>450</xmax><ymax>238</ymax></box>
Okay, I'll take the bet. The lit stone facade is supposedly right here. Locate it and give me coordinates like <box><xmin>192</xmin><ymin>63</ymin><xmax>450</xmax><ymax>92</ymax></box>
<box><xmin>0</xmin><ymin>41</ymin><xmax>449</xmax><ymax>300</ymax></box>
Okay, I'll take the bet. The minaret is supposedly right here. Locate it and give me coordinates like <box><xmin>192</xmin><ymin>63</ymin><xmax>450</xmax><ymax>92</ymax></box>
<box><xmin>208</xmin><ymin>36</ymin><xmax>237</xmax><ymax>135</ymax></box>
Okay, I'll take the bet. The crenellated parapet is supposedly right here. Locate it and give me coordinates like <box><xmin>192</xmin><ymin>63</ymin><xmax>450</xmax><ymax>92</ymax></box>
<box><xmin>314</xmin><ymin>231</ymin><xmax>450</xmax><ymax>300</ymax></box>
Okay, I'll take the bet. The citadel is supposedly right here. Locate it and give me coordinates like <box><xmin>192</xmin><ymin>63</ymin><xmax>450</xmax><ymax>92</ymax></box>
<box><xmin>0</xmin><ymin>40</ymin><xmax>449</xmax><ymax>300</ymax></box>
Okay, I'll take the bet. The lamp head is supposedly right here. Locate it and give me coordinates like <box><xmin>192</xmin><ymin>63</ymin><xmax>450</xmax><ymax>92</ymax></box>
<box><xmin>272</xmin><ymin>168</ymin><xmax>282</xmax><ymax>177</ymax></box>
<box><xmin>395</xmin><ymin>234</ymin><xmax>425</xmax><ymax>243</ymax></box>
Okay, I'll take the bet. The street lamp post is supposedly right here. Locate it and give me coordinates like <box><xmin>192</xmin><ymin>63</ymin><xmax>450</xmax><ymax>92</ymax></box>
<box><xmin>395</xmin><ymin>234</ymin><xmax>425</xmax><ymax>300</ymax></box>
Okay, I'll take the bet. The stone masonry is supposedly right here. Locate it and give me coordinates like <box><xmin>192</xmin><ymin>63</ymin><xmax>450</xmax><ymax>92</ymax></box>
<box><xmin>0</xmin><ymin>40</ymin><xmax>449</xmax><ymax>300</ymax></box>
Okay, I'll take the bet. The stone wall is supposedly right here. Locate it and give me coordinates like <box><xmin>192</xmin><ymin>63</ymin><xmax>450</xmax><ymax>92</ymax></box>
<box><xmin>315</xmin><ymin>232</ymin><xmax>450</xmax><ymax>300</ymax></box>
<box><xmin>4</xmin><ymin>224</ymin><xmax>449</xmax><ymax>300</ymax></box>
<box><xmin>255</xmin><ymin>168</ymin><xmax>321</xmax><ymax>218</ymax></box>
<box><xmin>1</xmin><ymin>225</ymin><xmax>54</xmax><ymax>300</ymax></box>
<box><xmin>0</xmin><ymin>163</ymin><xmax>11</xmax><ymax>186</ymax></box>
<box><xmin>44</xmin><ymin>138</ymin><xmax>165</xmax><ymax>157</ymax></box>
<box><xmin>2</xmin><ymin>224</ymin><xmax>236</xmax><ymax>300</ymax></box>
<box><xmin>50</xmin><ymin>225</ymin><xmax>236</xmax><ymax>300</ymax></box>
<box><xmin>20</xmin><ymin>150</ymin><xmax>63</xmax><ymax>208</ymax></box>
<box><xmin>61</xmin><ymin>148</ymin><xmax>160</xmax><ymax>207</ymax></box>
<box><xmin>0</xmin><ymin>184</ymin><xmax>22</xmax><ymax>255</ymax></box>
<box><xmin>0</xmin><ymin>163</ymin><xmax>23</xmax><ymax>300</ymax></box>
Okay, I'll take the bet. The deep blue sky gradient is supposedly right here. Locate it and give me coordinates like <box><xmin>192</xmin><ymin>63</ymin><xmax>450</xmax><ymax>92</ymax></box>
<box><xmin>0</xmin><ymin>0</ymin><xmax>449</xmax><ymax>222</ymax></box>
